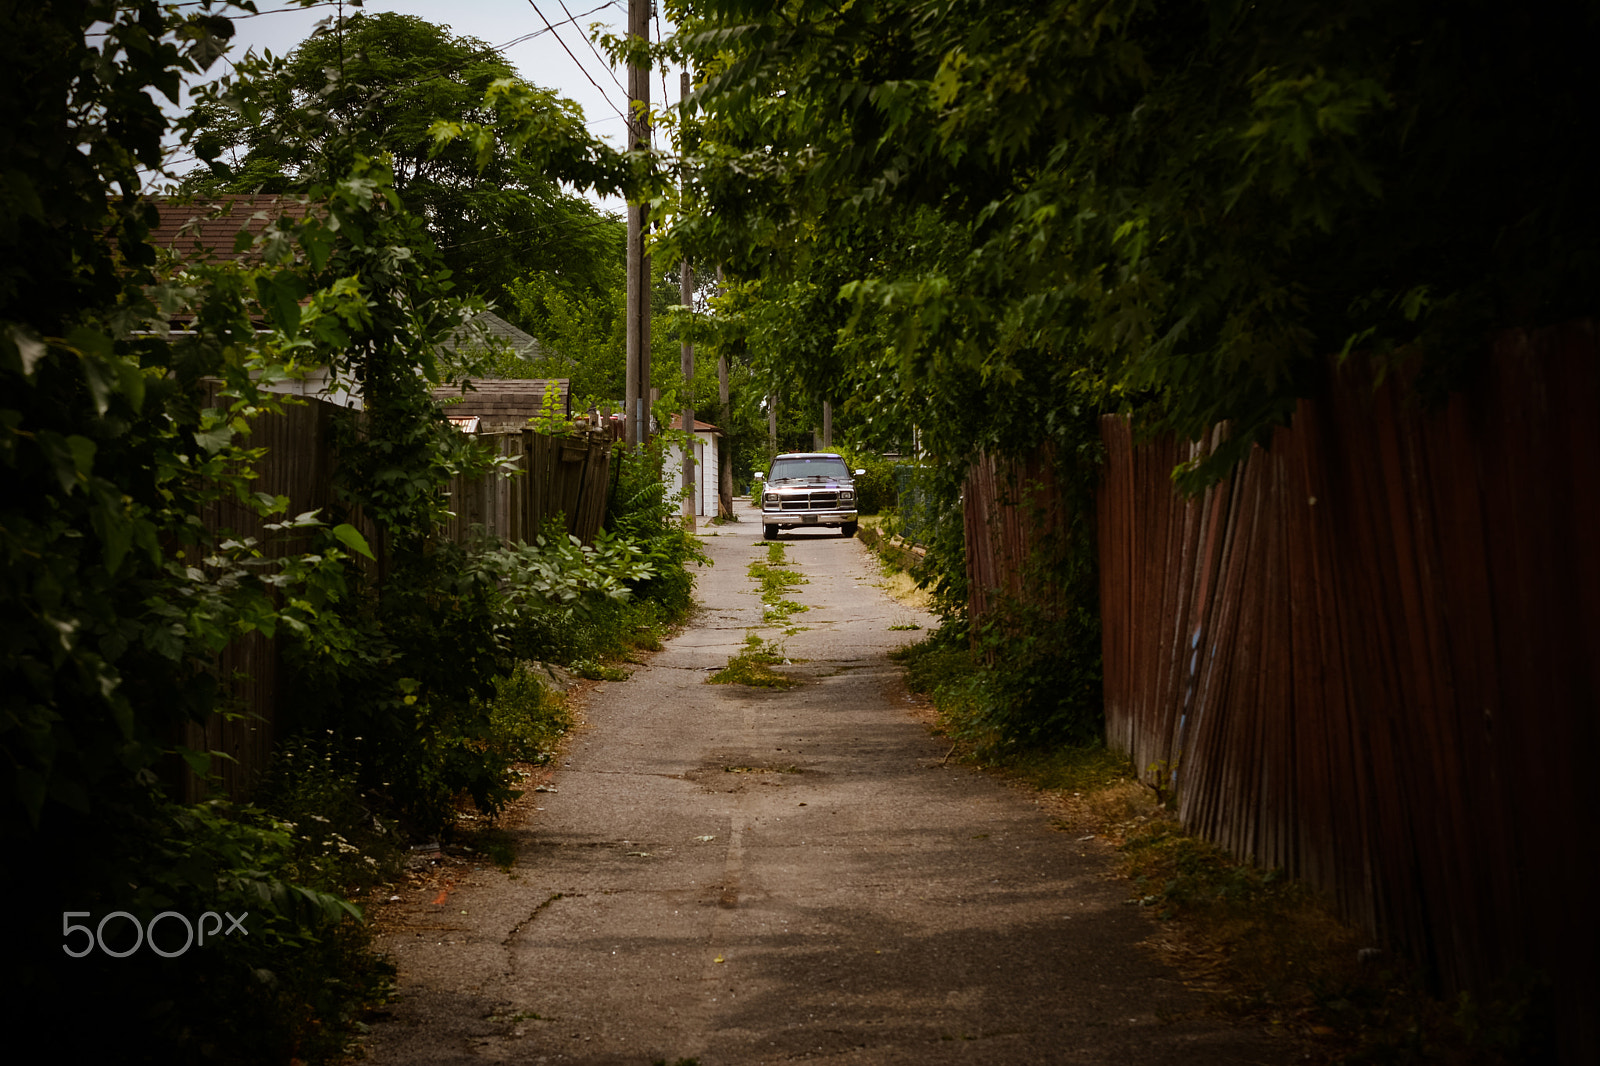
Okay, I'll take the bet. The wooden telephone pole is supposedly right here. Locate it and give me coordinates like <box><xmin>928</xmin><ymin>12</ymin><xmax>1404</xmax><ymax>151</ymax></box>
<box><xmin>717</xmin><ymin>266</ymin><xmax>733</xmax><ymax>517</ymax></box>
<box><xmin>679</xmin><ymin>73</ymin><xmax>697</xmax><ymax>529</ymax></box>
<box><xmin>625</xmin><ymin>0</ymin><xmax>651</xmax><ymax>448</ymax></box>
<box><xmin>680</xmin><ymin>257</ymin><xmax>695</xmax><ymax>528</ymax></box>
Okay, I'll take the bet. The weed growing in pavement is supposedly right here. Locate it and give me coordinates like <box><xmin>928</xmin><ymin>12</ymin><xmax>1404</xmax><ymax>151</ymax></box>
<box><xmin>750</xmin><ymin>543</ymin><xmax>809</xmax><ymax>624</ymax></box>
<box><xmin>764</xmin><ymin>598</ymin><xmax>807</xmax><ymax>624</ymax></box>
<box><xmin>571</xmin><ymin>659</ymin><xmax>631</xmax><ymax>681</ymax></box>
<box><xmin>708</xmin><ymin>635</ymin><xmax>802</xmax><ymax>688</ymax></box>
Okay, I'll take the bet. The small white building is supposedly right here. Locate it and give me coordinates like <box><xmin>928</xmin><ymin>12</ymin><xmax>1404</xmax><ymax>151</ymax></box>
<box><xmin>662</xmin><ymin>414</ymin><xmax>723</xmax><ymax>517</ymax></box>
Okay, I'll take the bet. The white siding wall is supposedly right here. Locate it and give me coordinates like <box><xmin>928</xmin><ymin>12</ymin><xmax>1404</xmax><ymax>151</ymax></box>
<box><xmin>664</xmin><ymin>431</ymin><xmax>719</xmax><ymax>516</ymax></box>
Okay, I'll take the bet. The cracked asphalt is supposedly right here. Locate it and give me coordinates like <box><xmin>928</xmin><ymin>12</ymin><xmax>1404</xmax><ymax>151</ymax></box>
<box><xmin>361</xmin><ymin>500</ymin><xmax>1292</xmax><ymax>1065</ymax></box>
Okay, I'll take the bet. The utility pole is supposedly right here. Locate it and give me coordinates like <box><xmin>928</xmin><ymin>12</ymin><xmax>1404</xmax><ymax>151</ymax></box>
<box><xmin>625</xmin><ymin>0</ymin><xmax>651</xmax><ymax>448</ymax></box>
<box><xmin>679</xmin><ymin>70</ymin><xmax>696</xmax><ymax>529</ymax></box>
<box><xmin>716</xmin><ymin>265</ymin><xmax>732</xmax><ymax>517</ymax></box>
<box><xmin>680</xmin><ymin>257</ymin><xmax>695</xmax><ymax>529</ymax></box>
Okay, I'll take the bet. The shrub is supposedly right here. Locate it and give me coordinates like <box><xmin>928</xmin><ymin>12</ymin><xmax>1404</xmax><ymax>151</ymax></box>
<box><xmin>485</xmin><ymin>663</ymin><xmax>572</xmax><ymax>765</ymax></box>
<box><xmin>836</xmin><ymin>446</ymin><xmax>898</xmax><ymax>515</ymax></box>
<box><xmin>605</xmin><ymin>441</ymin><xmax>710</xmax><ymax>618</ymax></box>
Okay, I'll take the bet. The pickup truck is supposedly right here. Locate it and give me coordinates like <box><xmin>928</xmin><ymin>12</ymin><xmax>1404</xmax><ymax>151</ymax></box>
<box><xmin>754</xmin><ymin>452</ymin><xmax>864</xmax><ymax>540</ymax></box>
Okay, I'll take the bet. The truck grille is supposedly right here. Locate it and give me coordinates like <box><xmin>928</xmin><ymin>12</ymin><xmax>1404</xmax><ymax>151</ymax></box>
<box><xmin>779</xmin><ymin>491</ymin><xmax>839</xmax><ymax>511</ymax></box>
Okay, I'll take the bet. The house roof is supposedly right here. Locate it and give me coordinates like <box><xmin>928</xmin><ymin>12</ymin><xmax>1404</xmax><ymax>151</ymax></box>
<box><xmin>667</xmin><ymin>414</ymin><xmax>722</xmax><ymax>434</ymax></box>
<box><xmin>440</xmin><ymin>312</ymin><xmax>555</xmax><ymax>364</ymax></box>
<box><xmin>147</xmin><ymin>195</ymin><xmax>314</xmax><ymax>265</ymax></box>
<box><xmin>432</xmin><ymin>379</ymin><xmax>571</xmax><ymax>423</ymax></box>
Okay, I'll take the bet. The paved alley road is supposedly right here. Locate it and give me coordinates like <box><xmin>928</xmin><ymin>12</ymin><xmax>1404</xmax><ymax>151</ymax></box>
<box><xmin>364</xmin><ymin>502</ymin><xmax>1290</xmax><ymax>1065</ymax></box>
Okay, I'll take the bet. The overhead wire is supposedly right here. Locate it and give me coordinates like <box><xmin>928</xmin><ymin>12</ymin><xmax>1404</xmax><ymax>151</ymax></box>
<box><xmin>555</xmin><ymin>0</ymin><xmax>626</xmax><ymax>94</ymax></box>
<box><xmin>655</xmin><ymin>4</ymin><xmax>670</xmax><ymax>148</ymax></box>
<box><xmin>523</xmin><ymin>0</ymin><xmax>627</xmax><ymax>122</ymax></box>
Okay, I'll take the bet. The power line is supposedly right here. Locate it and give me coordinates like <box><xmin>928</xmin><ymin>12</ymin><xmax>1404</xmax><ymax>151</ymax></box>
<box><xmin>495</xmin><ymin>1</ymin><xmax>619</xmax><ymax>52</ymax></box>
<box><xmin>556</xmin><ymin>0</ymin><xmax>626</xmax><ymax>94</ymax></box>
<box><xmin>524</xmin><ymin>0</ymin><xmax>627</xmax><ymax>122</ymax></box>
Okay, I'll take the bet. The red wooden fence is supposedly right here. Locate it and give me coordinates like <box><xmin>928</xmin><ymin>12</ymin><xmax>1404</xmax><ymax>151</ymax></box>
<box><xmin>1092</xmin><ymin>322</ymin><xmax>1597</xmax><ymax>1061</ymax></box>
<box><xmin>963</xmin><ymin>443</ymin><xmax>1067</xmax><ymax>629</ymax></box>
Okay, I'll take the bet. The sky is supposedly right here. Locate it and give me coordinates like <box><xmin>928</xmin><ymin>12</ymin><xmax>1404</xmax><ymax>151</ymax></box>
<box><xmin>168</xmin><ymin>0</ymin><xmax>683</xmax><ymax>211</ymax></box>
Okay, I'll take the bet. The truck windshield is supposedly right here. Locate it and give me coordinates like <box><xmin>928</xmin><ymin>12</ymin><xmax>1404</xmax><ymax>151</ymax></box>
<box><xmin>769</xmin><ymin>457</ymin><xmax>850</xmax><ymax>481</ymax></box>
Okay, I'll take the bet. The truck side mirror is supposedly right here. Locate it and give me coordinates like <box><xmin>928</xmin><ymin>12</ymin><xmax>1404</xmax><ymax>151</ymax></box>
<box><xmin>752</xmin><ymin>472</ymin><xmax>764</xmax><ymax>480</ymax></box>
<box><xmin>854</xmin><ymin>469</ymin><xmax>866</xmax><ymax>476</ymax></box>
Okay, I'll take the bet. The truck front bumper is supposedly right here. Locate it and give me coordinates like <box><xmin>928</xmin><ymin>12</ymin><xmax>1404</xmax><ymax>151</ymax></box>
<box><xmin>761</xmin><ymin>509</ymin><xmax>857</xmax><ymax>529</ymax></box>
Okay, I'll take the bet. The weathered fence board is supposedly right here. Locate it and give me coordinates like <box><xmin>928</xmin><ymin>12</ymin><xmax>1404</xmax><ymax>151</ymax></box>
<box><xmin>1091</xmin><ymin>322</ymin><xmax>1597</xmax><ymax>1061</ymax></box>
<box><xmin>444</xmin><ymin>429</ymin><xmax>612</xmax><ymax>545</ymax></box>
<box><xmin>191</xmin><ymin>403</ymin><xmax>612</xmax><ymax>804</ymax></box>
<box><xmin>963</xmin><ymin>444</ymin><xmax>1067</xmax><ymax>628</ymax></box>
<box><xmin>193</xmin><ymin>383</ymin><xmax>354</xmax><ymax>802</ymax></box>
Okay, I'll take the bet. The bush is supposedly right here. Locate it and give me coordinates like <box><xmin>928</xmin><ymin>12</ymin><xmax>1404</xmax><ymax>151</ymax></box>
<box><xmin>836</xmin><ymin>446</ymin><xmax>898</xmax><ymax>515</ymax></box>
<box><xmin>485</xmin><ymin>663</ymin><xmax>572</xmax><ymax>765</ymax></box>
<box><xmin>895</xmin><ymin>603</ymin><xmax>1103</xmax><ymax>757</ymax></box>
<box><xmin>605</xmin><ymin>441</ymin><xmax>710</xmax><ymax>618</ymax></box>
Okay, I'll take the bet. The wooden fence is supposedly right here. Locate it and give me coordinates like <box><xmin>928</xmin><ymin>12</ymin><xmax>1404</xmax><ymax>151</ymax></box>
<box><xmin>190</xmin><ymin>397</ymin><xmax>611</xmax><ymax>802</ymax></box>
<box><xmin>965</xmin><ymin>322</ymin><xmax>1597</xmax><ymax>1061</ymax></box>
<box><xmin>963</xmin><ymin>444</ymin><xmax>1067</xmax><ymax>628</ymax></box>
<box><xmin>442</xmin><ymin>428</ymin><xmax>612</xmax><ymax>544</ymax></box>
<box><xmin>192</xmin><ymin>383</ymin><xmax>352</xmax><ymax>802</ymax></box>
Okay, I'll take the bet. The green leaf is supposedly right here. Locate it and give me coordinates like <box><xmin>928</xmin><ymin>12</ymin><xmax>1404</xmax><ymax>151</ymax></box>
<box><xmin>331</xmin><ymin>523</ymin><xmax>374</xmax><ymax>559</ymax></box>
<box><xmin>37</xmin><ymin>431</ymin><xmax>97</xmax><ymax>493</ymax></box>
<box><xmin>89</xmin><ymin>486</ymin><xmax>133</xmax><ymax>573</ymax></box>
<box><xmin>66</xmin><ymin>326</ymin><xmax>118</xmax><ymax>414</ymax></box>
<box><xmin>5</xmin><ymin>324</ymin><xmax>47</xmax><ymax>377</ymax></box>
<box><xmin>256</xmin><ymin>269</ymin><xmax>308</xmax><ymax>337</ymax></box>
<box><xmin>179</xmin><ymin>747</ymin><xmax>214</xmax><ymax>777</ymax></box>
<box><xmin>14</xmin><ymin>767</ymin><xmax>47</xmax><ymax>827</ymax></box>
<box><xmin>194</xmin><ymin>417</ymin><xmax>233</xmax><ymax>454</ymax></box>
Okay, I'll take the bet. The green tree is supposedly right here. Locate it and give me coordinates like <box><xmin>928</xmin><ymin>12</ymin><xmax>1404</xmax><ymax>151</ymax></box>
<box><xmin>668</xmin><ymin>0</ymin><xmax>1600</xmax><ymax>481</ymax></box>
<box><xmin>2</xmin><ymin>1</ymin><xmax>635</xmax><ymax>1057</ymax></box>
<box><xmin>184</xmin><ymin>10</ymin><xmax>619</xmax><ymax>309</ymax></box>
<box><xmin>660</xmin><ymin>0</ymin><xmax>1600</xmax><ymax>752</ymax></box>
<box><xmin>502</xmin><ymin>249</ymin><xmax>727</xmax><ymax>418</ymax></box>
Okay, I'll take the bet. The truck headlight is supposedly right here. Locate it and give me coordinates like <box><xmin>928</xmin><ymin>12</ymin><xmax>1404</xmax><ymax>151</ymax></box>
<box><xmin>763</xmin><ymin>493</ymin><xmax>779</xmax><ymax>505</ymax></box>
<box><xmin>839</xmin><ymin>489</ymin><xmax>854</xmax><ymax>502</ymax></box>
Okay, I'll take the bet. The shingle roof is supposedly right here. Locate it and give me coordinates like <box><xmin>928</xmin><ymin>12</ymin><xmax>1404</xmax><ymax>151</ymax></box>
<box><xmin>440</xmin><ymin>311</ymin><xmax>554</xmax><ymax>363</ymax></box>
<box><xmin>432</xmin><ymin>379</ymin><xmax>571</xmax><ymax>423</ymax></box>
<box><xmin>147</xmin><ymin>195</ymin><xmax>314</xmax><ymax>265</ymax></box>
<box><xmin>667</xmin><ymin>414</ymin><xmax>722</xmax><ymax>434</ymax></box>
